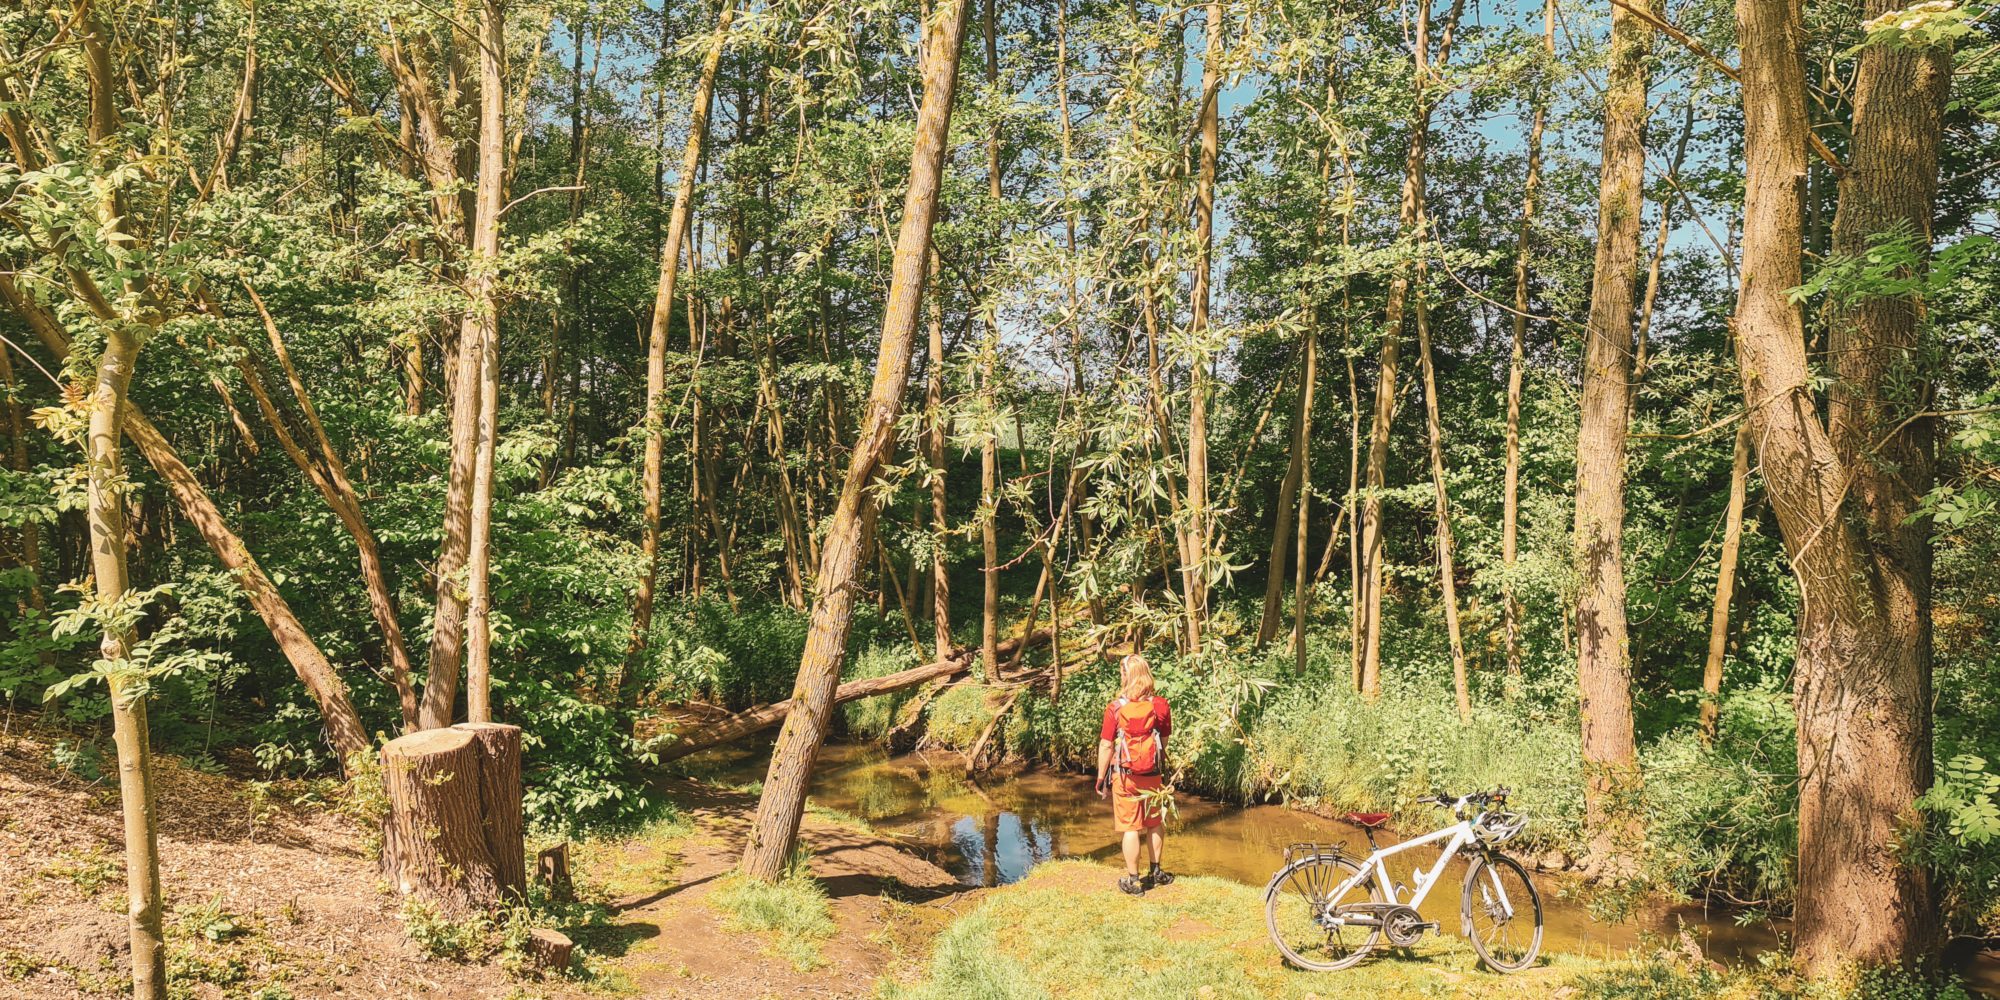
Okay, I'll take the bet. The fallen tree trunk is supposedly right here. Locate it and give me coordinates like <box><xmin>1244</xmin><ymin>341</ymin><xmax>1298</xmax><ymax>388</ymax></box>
<box><xmin>651</xmin><ymin>630</ymin><xmax>1050</xmax><ymax>764</ymax></box>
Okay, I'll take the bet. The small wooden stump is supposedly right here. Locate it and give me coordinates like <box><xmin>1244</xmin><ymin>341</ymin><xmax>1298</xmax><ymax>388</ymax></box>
<box><xmin>524</xmin><ymin>928</ymin><xmax>573</xmax><ymax>973</ymax></box>
<box><xmin>379</xmin><ymin>723</ymin><xmax>526</xmax><ymax>912</ymax></box>
<box><xmin>536</xmin><ymin>843</ymin><xmax>573</xmax><ymax>902</ymax></box>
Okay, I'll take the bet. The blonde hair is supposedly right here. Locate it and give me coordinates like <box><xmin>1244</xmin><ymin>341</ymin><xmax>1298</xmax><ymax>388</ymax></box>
<box><xmin>1119</xmin><ymin>654</ymin><xmax>1156</xmax><ymax>701</ymax></box>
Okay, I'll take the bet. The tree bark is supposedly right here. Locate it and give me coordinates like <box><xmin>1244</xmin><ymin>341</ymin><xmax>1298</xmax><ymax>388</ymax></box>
<box><xmin>1732</xmin><ymin>0</ymin><xmax>1947</xmax><ymax>968</ymax></box>
<box><xmin>1502</xmin><ymin>0</ymin><xmax>1552</xmax><ymax>684</ymax></box>
<box><xmin>462</xmin><ymin>0</ymin><xmax>508</xmax><ymax>725</ymax></box>
<box><xmin>1414</xmin><ymin>289</ymin><xmax>1471</xmax><ymax>723</ymax></box>
<box><xmin>78</xmin><ymin>9</ymin><xmax>165</xmax><ymax>992</ymax></box>
<box><xmin>1573</xmin><ymin>0</ymin><xmax>1653</xmax><ymax>871</ymax></box>
<box><xmin>626</xmin><ymin>0</ymin><xmax>737</xmax><ymax>684</ymax></box>
<box><xmin>1181</xmin><ymin>0</ymin><xmax>1224</xmax><ymax>653</ymax></box>
<box><xmin>741</xmin><ymin>0</ymin><xmax>969</xmax><ymax>881</ymax></box>
<box><xmin>925</xmin><ymin>253</ymin><xmax>954</xmax><ymax>659</ymax></box>
<box><xmin>1699</xmin><ymin>420</ymin><xmax>1750</xmax><ymax>741</ymax></box>
<box><xmin>1358</xmin><ymin>0</ymin><xmax>1454</xmax><ymax>697</ymax></box>
<box><xmin>379</xmin><ymin>723</ymin><xmax>525</xmax><ymax>911</ymax></box>
<box><xmin>977</xmin><ymin>0</ymin><xmax>1004</xmax><ymax>680</ymax></box>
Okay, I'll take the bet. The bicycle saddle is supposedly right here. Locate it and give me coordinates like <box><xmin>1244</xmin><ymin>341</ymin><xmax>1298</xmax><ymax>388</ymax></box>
<box><xmin>1341</xmin><ymin>812</ymin><xmax>1390</xmax><ymax>829</ymax></box>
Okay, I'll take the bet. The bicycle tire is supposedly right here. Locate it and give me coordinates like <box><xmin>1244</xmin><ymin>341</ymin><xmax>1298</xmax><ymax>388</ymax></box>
<box><xmin>1461</xmin><ymin>852</ymin><xmax>1543</xmax><ymax>973</ymax></box>
<box><xmin>1264</xmin><ymin>853</ymin><xmax>1383</xmax><ymax>972</ymax></box>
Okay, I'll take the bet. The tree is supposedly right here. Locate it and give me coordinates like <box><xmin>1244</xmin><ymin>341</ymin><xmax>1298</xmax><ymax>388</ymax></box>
<box><xmin>1502</xmin><ymin>0</ymin><xmax>1552</xmax><ymax>683</ymax></box>
<box><xmin>78</xmin><ymin>4</ymin><xmax>165</xmax><ymax>992</ymax></box>
<box><xmin>740</xmin><ymin>0</ymin><xmax>970</xmax><ymax>881</ymax></box>
<box><xmin>1572</xmin><ymin>0</ymin><xmax>1654</xmax><ymax>870</ymax></box>
<box><xmin>627</xmin><ymin>0</ymin><xmax>738</xmax><ymax>689</ymax></box>
<box><xmin>1732</xmin><ymin>0</ymin><xmax>1949</xmax><ymax>968</ymax></box>
<box><xmin>463</xmin><ymin>0</ymin><xmax>509</xmax><ymax>724</ymax></box>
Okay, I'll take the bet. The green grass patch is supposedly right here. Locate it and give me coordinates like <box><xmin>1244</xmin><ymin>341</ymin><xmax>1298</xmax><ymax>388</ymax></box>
<box><xmin>880</xmin><ymin>861</ymin><xmax>1974</xmax><ymax>1000</ymax></box>
<box><xmin>709</xmin><ymin>870</ymin><xmax>836</xmax><ymax>971</ymax></box>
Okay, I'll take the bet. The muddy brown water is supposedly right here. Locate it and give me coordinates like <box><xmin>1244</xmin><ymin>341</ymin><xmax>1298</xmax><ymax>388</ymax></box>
<box><xmin>693</xmin><ymin>742</ymin><xmax>1799</xmax><ymax>965</ymax></box>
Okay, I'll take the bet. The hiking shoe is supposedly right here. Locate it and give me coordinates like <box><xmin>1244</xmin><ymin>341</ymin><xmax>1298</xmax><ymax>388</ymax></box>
<box><xmin>1118</xmin><ymin>875</ymin><xmax>1147</xmax><ymax>895</ymax></box>
<box><xmin>1148</xmin><ymin>865</ymin><xmax>1175</xmax><ymax>887</ymax></box>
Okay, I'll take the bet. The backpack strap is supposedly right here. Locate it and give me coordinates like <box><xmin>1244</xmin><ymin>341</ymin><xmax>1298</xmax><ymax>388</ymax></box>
<box><xmin>1111</xmin><ymin>697</ymin><xmax>1129</xmax><ymax>775</ymax></box>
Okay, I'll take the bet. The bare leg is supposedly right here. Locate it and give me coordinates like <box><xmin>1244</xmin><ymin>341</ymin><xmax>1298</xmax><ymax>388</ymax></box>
<box><xmin>1149</xmin><ymin>830</ymin><xmax>1164</xmax><ymax>870</ymax></box>
<box><xmin>1122</xmin><ymin>830</ymin><xmax>1143</xmax><ymax>876</ymax></box>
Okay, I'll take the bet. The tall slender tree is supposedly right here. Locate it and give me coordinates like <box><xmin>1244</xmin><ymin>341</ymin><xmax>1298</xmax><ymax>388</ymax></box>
<box><xmin>742</xmin><ymin>0</ymin><xmax>970</xmax><ymax>881</ymax></box>
<box><xmin>626</xmin><ymin>0</ymin><xmax>737</xmax><ymax>687</ymax></box>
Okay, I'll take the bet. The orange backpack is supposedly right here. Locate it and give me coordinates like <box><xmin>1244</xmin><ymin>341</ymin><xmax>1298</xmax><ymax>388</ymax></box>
<box><xmin>1111</xmin><ymin>697</ymin><xmax>1165</xmax><ymax>777</ymax></box>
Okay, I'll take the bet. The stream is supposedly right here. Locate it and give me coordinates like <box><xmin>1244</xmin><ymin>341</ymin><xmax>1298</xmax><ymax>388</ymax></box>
<box><xmin>697</xmin><ymin>742</ymin><xmax>1800</xmax><ymax>965</ymax></box>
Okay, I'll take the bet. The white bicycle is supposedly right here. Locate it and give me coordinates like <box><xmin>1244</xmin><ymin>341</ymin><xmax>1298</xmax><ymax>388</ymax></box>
<box><xmin>1264</xmin><ymin>786</ymin><xmax>1543</xmax><ymax>973</ymax></box>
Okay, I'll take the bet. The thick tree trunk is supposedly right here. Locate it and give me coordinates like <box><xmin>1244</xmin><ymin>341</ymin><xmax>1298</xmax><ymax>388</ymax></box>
<box><xmin>740</xmin><ymin>0</ymin><xmax>969</xmax><ymax>882</ymax></box>
<box><xmin>462</xmin><ymin>0</ymin><xmax>508</xmax><ymax>724</ymax></box>
<box><xmin>1699</xmin><ymin>420</ymin><xmax>1750</xmax><ymax>741</ymax></box>
<box><xmin>1572</xmin><ymin>0</ymin><xmax>1652</xmax><ymax>871</ymax></box>
<box><xmin>1731</xmin><ymin>0</ymin><xmax>1947</xmax><ymax>969</ymax></box>
<box><xmin>1502</xmin><ymin>0</ymin><xmax>1551</xmax><ymax>684</ymax></box>
<box><xmin>627</xmin><ymin>0</ymin><xmax>736</xmax><ymax>685</ymax></box>
<box><xmin>379</xmin><ymin>723</ymin><xmax>525</xmax><ymax>911</ymax></box>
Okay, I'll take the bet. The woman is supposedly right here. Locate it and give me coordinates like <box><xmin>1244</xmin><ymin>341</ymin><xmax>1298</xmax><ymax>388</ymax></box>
<box><xmin>1095</xmin><ymin>653</ymin><xmax>1175</xmax><ymax>895</ymax></box>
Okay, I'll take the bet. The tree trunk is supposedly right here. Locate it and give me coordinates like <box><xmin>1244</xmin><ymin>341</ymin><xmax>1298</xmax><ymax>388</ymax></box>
<box><xmin>1502</xmin><ymin>0</ymin><xmax>1551</xmax><ymax>684</ymax></box>
<box><xmin>379</xmin><ymin>722</ymin><xmax>525</xmax><ymax>911</ymax></box>
<box><xmin>978</xmin><ymin>0</ymin><xmax>1003</xmax><ymax>680</ymax></box>
<box><xmin>0</xmin><ymin>344</ymin><xmax>45</xmax><ymax>615</ymax></box>
<box><xmin>626</xmin><ymin>0</ymin><xmax>737</xmax><ymax>682</ymax></box>
<box><xmin>2</xmin><ymin>278</ymin><xmax>372</xmax><ymax>759</ymax></box>
<box><xmin>1182</xmin><ymin>0</ymin><xmax>1224</xmax><ymax>653</ymax></box>
<box><xmin>1732</xmin><ymin>0</ymin><xmax>1947</xmax><ymax>969</ymax></box>
<box><xmin>78</xmin><ymin>9</ymin><xmax>165</xmax><ymax>991</ymax></box>
<box><xmin>1257</xmin><ymin>372</ymin><xmax>1307</xmax><ymax>650</ymax></box>
<box><xmin>925</xmin><ymin>254</ymin><xmax>953</xmax><ymax>659</ymax></box>
<box><xmin>462</xmin><ymin>0</ymin><xmax>508</xmax><ymax>725</ymax></box>
<box><xmin>657</xmin><ymin>631</ymin><xmax>1046</xmax><ymax>765</ymax></box>
<box><xmin>240</xmin><ymin>284</ymin><xmax>422</xmax><ymax>730</ymax></box>
<box><xmin>741</xmin><ymin>0</ymin><xmax>969</xmax><ymax>881</ymax></box>
<box><xmin>1699</xmin><ymin>420</ymin><xmax>1750</xmax><ymax>741</ymax></box>
<box><xmin>1357</xmin><ymin>0</ymin><xmax>1443</xmax><ymax>698</ymax></box>
<box><xmin>1414</xmin><ymin>289</ymin><xmax>1470</xmax><ymax>723</ymax></box>
<box><xmin>1572</xmin><ymin>0</ymin><xmax>1653</xmax><ymax>871</ymax></box>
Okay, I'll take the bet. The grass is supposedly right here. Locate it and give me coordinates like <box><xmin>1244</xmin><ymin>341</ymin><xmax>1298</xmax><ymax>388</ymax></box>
<box><xmin>875</xmin><ymin>861</ymin><xmax>1974</xmax><ymax>1000</ymax></box>
<box><xmin>708</xmin><ymin>869</ymin><xmax>837</xmax><ymax>972</ymax></box>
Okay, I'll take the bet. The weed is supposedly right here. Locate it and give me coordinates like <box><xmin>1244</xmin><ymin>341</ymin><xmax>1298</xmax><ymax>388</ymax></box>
<box><xmin>41</xmin><ymin>845</ymin><xmax>119</xmax><ymax>896</ymax></box>
<box><xmin>398</xmin><ymin>896</ymin><xmax>495</xmax><ymax>962</ymax></box>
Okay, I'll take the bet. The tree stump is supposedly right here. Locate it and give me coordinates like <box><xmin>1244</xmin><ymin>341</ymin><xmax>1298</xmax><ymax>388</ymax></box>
<box><xmin>379</xmin><ymin>723</ymin><xmax>525</xmax><ymax>911</ymax></box>
<box><xmin>524</xmin><ymin>928</ymin><xmax>573</xmax><ymax>972</ymax></box>
<box><xmin>536</xmin><ymin>843</ymin><xmax>573</xmax><ymax>902</ymax></box>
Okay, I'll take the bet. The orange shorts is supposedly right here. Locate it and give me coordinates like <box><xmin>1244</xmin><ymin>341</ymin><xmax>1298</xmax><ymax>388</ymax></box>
<box><xmin>1112</xmin><ymin>772</ymin><xmax>1164</xmax><ymax>832</ymax></box>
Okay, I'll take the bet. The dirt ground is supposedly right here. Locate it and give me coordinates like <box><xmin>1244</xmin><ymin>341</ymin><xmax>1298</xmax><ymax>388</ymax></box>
<box><xmin>0</xmin><ymin>728</ymin><xmax>975</xmax><ymax>999</ymax></box>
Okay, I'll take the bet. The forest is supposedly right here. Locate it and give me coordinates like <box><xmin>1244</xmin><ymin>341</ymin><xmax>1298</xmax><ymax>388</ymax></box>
<box><xmin>2</xmin><ymin>0</ymin><xmax>1999</xmax><ymax>996</ymax></box>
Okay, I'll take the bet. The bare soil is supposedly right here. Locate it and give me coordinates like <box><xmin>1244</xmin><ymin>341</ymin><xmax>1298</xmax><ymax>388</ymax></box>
<box><xmin>0</xmin><ymin>728</ymin><xmax>971</xmax><ymax>999</ymax></box>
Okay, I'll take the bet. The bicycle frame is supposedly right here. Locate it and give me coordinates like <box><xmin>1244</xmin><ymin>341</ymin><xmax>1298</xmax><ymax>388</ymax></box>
<box><xmin>1327</xmin><ymin>804</ymin><xmax>1517</xmax><ymax>925</ymax></box>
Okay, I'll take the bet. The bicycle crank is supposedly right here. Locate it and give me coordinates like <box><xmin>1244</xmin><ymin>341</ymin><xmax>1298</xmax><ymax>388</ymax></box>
<box><xmin>1382</xmin><ymin>905</ymin><xmax>1437</xmax><ymax>947</ymax></box>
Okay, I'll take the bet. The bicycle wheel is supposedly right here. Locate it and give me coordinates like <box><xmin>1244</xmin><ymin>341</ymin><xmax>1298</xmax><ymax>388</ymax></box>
<box><xmin>1461</xmin><ymin>852</ymin><xmax>1543</xmax><ymax>972</ymax></box>
<box><xmin>1264</xmin><ymin>854</ymin><xmax>1383</xmax><ymax>972</ymax></box>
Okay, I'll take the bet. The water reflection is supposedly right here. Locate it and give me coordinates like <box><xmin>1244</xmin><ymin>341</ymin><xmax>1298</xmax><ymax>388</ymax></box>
<box><xmin>702</xmin><ymin>742</ymin><xmax>1788</xmax><ymax>963</ymax></box>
